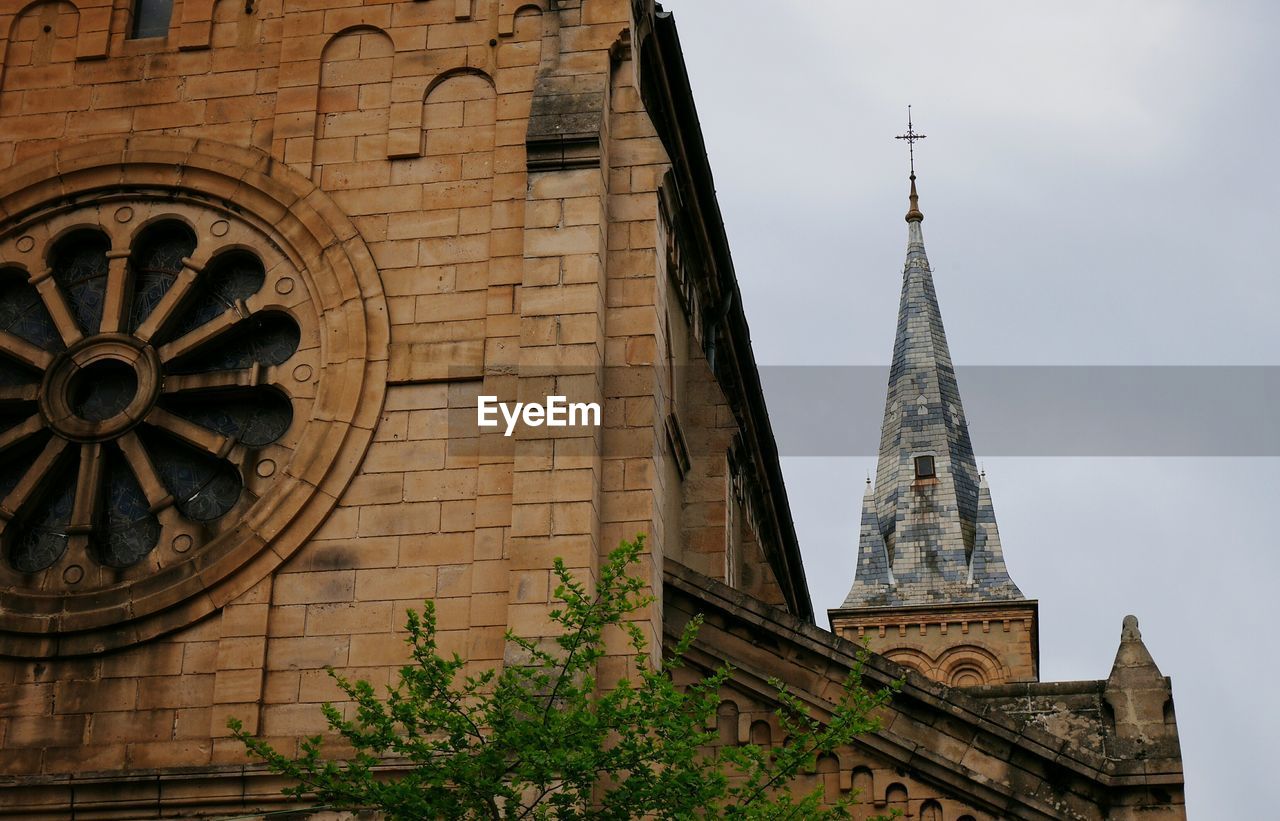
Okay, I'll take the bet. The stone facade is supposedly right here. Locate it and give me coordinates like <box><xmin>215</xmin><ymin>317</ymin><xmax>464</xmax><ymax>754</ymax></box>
<box><xmin>831</xmin><ymin>599</ymin><xmax>1039</xmax><ymax>686</ymax></box>
<box><xmin>0</xmin><ymin>0</ymin><xmax>1182</xmax><ymax>818</ymax></box>
<box><xmin>669</xmin><ymin>564</ymin><xmax>1184</xmax><ymax>821</ymax></box>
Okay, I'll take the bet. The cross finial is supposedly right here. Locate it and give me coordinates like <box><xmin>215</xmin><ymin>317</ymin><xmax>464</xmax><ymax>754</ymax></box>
<box><xmin>895</xmin><ymin>105</ymin><xmax>926</xmax><ymax>176</ymax></box>
<box><xmin>896</xmin><ymin>107</ymin><xmax>926</xmax><ymax>222</ymax></box>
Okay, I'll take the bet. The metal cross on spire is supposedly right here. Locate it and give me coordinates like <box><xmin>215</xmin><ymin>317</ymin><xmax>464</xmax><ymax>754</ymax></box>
<box><xmin>895</xmin><ymin>105</ymin><xmax>926</xmax><ymax>176</ymax></box>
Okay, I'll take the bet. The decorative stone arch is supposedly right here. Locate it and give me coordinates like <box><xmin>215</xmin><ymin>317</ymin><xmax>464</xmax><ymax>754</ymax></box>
<box><xmin>120</xmin><ymin>207</ymin><xmax>203</xmax><ymax>249</ymax></box>
<box><xmin>715</xmin><ymin>699</ymin><xmax>738</xmax><ymax>746</ymax></box>
<box><xmin>936</xmin><ymin>644</ymin><xmax>1005</xmax><ymax>686</ymax></box>
<box><xmin>389</xmin><ymin>66</ymin><xmax>496</xmax><ymax>160</ymax></box>
<box><xmin>883</xmin><ymin>647</ymin><xmax>935</xmax><ymax>678</ymax></box>
<box><xmin>0</xmin><ymin>0</ymin><xmax>107</xmax><ymax>74</ymax></box>
<box><xmin>311</xmin><ymin>25</ymin><xmax>396</xmax><ymax>183</ymax></box>
<box><xmin>919</xmin><ymin>798</ymin><xmax>944</xmax><ymax>821</ymax></box>
<box><xmin>885</xmin><ymin>781</ymin><xmax>909</xmax><ymax>808</ymax></box>
<box><xmin>815</xmin><ymin>752</ymin><xmax>840</xmax><ymax>803</ymax></box>
<box><xmin>494</xmin><ymin>0</ymin><xmax>545</xmax><ymax>39</ymax></box>
<box><xmin>748</xmin><ymin>717</ymin><xmax>772</xmax><ymax>746</ymax></box>
<box><xmin>0</xmin><ymin>136</ymin><xmax>389</xmax><ymax>658</ymax></box>
<box><xmin>422</xmin><ymin>67</ymin><xmax>497</xmax><ymax>123</ymax></box>
<box><xmin>498</xmin><ymin>0</ymin><xmax>544</xmax><ymax>36</ymax></box>
<box><xmin>850</xmin><ymin>766</ymin><xmax>874</xmax><ymax>804</ymax></box>
<box><xmin>0</xmin><ymin>0</ymin><xmax>78</xmax><ymax>95</ymax></box>
<box><xmin>499</xmin><ymin>3</ymin><xmax>546</xmax><ymax>95</ymax></box>
<box><xmin>272</xmin><ymin>15</ymin><xmax>425</xmax><ymax>173</ymax></box>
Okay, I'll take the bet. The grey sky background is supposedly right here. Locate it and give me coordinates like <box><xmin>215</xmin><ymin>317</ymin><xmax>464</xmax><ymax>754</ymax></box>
<box><xmin>665</xmin><ymin>2</ymin><xmax>1279</xmax><ymax>816</ymax></box>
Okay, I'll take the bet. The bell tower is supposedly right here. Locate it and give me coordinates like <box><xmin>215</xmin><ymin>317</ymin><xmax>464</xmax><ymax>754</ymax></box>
<box><xmin>828</xmin><ymin>130</ymin><xmax>1038</xmax><ymax>685</ymax></box>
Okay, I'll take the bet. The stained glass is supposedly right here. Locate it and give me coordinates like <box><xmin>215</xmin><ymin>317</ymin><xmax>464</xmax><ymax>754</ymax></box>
<box><xmin>93</xmin><ymin>445</ymin><xmax>160</xmax><ymax>568</ymax></box>
<box><xmin>160</xmin><ymin>387</ymin><xmax>293</xmax><ymax>447</ymax></box>
<box><xmin>0</xmin><ymin>358</ymin><xmax>38</xmax><ymax>388</ymax></box>
<box><xmin>159</xmin><ymin>251</ymin><xmax>265</xmax><ymax>343</ymax></box>
<box><xmin>50</xmin><ymin>230</ymin><xmax>110</xmax><ymax>336</ymax></box>
<box><xmin>9</xmin><ymin>461</ymin><xmax>74</xmax><ymax>573</ymax></box>
<box><xmin>141</xmin><ymin>427</ymin><xmax>243</xmax><ymax>521</ymax></box>
<box><xmin>0</xmin><ymin>212</ymin><xmax>301</xmax><ymax>581</ymax></box>
<box><xmin>167</xmin><ymin>312</ymin><xmax>300</xmax><ymax>374</ymax></box>
<box><xmin>0</xmin><ymin>433</ymin><xmax>48</xmax><ymax>502</ymax></box>
<box><xmin>127</xmin><ymin>223</ymin><xmax>196</xmax><ymax>333</ymax></box>
<box><xmin>0</xmin><ymin>268</ymin><xmax>64</xmax><ymax>352</ymax></box>
<box><xmin>0</xmin><ymin>407</ymin><xmax>33</xmax><ymax>435</ymax></box>
<box><xmin>69</xmin><ymin>360</ymin><xmax>138</xmax><ymax>421</ymax></box>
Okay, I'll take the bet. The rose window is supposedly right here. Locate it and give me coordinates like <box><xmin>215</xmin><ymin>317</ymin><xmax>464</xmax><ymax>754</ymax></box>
<box><xmin>0</xmin><ymin>204</ymin><xmax>309</xmax><ymax>593</ymax></box>
<box><xmin>0</xmin><ymin>144</ymin><xmax>385</xmax><ymax>658</ymax></box>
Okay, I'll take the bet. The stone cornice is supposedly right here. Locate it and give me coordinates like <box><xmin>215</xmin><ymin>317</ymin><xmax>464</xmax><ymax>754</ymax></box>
<box><xmin>636</xmin><ymin>8</ymin><xmax>812</xmax><ymax>621</ymax></box>
<box><xmin>663</xmin><ymin>560</ymin><xmax>1185</xmax><ymax>816</ymax></box>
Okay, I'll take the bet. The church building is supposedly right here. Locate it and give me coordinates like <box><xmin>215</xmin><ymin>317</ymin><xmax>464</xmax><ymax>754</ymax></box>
<box><xmin>0</xmin><ymin>0</ymin><xmax>1184</xmax><ymax>817</ymax></box>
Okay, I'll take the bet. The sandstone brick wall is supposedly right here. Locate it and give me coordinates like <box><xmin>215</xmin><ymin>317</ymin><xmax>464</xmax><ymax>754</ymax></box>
<box><xmin>0</xmin><ymin>1</ymin><xmax>783</xmax><ymax>811</ymax></box>
<box><xmin>0</xmin><ymin>3</ymin><xmax>1187</xmax><ymax>819</ymax></box>
<box><xmin>830</xmin><ymin>600</ymin><xmax>1039</xmax><ymax>686</ymax></box>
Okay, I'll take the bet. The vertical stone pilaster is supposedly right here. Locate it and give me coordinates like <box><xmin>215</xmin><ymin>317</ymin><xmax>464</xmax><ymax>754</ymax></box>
<box><xmin>208</xmin><ymin>577</ymin><xmax>273</xmax><ymax>740</ymax></box>
<box><xmin>508</xmin><ymin>151</ymin><xmax>609</xmax><ymax>645</ymax></box>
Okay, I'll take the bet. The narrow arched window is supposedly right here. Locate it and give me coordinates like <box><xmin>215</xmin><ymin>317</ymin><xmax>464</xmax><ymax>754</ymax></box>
<box><xmin>886</xmin><ymin>784</ymin><xmax>909</xmax><ymax>809</ymax></box>
<box><xmin>129</xmin><ymin>0</ymin><xmax>173</xmax><ymax>38</ymax></box>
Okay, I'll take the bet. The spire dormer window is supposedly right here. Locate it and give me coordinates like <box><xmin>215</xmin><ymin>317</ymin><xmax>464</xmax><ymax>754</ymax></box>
<box><xmin>914</xmin><ymin>455</ymin><xmax>936</xmax><ymax>480</ymax></box>
<box><xmin>129</xmin><ymin>0</ymin><xmax>174</xmax><ymax>39</ymax></box>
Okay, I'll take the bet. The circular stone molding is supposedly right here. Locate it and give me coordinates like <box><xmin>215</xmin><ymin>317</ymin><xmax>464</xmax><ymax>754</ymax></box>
<box><xmin>0</xmin><ymin>137</ymin><xmax>388</xmax><ymax>657</ymax></box>
<box><xmin>39</xmin><ymin>335</ymin><xmax>162</xmax><ymax>443</ymax></box>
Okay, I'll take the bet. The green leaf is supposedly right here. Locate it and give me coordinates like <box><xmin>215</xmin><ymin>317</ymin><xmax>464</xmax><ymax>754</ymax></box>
<box><xmin>228</xmin><ymin>534</ymin><xmax>902</xmax><ymax>819</ymax></box>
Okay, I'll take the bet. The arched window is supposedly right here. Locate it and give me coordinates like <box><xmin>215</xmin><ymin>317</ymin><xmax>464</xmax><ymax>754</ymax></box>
<box><xmin>128</xmin><ymin>222</ymin><xmax>196</xmax><ymax>333</ymax></box>
<box><xmin>920</xmin><ymin>799</ymin><xmax>944</xmax><ymax>821</ymax></box>
<box><xmin>816</xmin><ymin>754</ymin><xmax>840</xmax><ymax>803</ymax></box>
<box><xmin>885</xmin><ymin>783</ymin><xmax>908</xmax><ymax>810</ymax></box>
<box><xmin>130</xmin><ymin>0</ymin><xmax>174</xmax><ymax>39</ymax></box>
<box><xmin>716</xmin><ymin>701</ymin><xmax>738</xmax><ymax>747</ymax></box>
<box><xmin>50</xmin><ymin>229</ymin><xmax>110</xmax><ymax>335</ymax></box>
<box><xmin>850</xmin><ymin>767</ymin><xmax>874</xmax><ymax>804</ymax></box>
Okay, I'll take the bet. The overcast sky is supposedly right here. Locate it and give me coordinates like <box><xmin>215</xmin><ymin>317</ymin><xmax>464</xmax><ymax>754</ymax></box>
<box><xmin>665</xmin><ymin>2</ymin><xmax>1278</xmax><ymax>815</ymax></box>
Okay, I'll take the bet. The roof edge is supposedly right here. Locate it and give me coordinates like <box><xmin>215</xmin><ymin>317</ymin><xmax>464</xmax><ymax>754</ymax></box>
<box><xmin>637</xmin><ymin>6</ymin><xmax>812</xmax><ymax>620</ymax></box>
<box><xmin>664</xmin><ymin>559</ymin><xmax>1185</xmax><ymax>789</ymax></box>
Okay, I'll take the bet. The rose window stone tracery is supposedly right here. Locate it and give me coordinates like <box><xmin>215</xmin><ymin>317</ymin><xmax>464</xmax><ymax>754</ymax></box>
<box><xmin>0</xmin><ymin>205</ymin><xmax>307</xmax><ymax>595</ymax></box>
<box><xmin>0</xmin><ymin>214</ymin><xmax>302</xmax><ymax>585</ymax></box>
<box><xmin>0</xmin><ymin>141</ymin><xmax>387</xmax><ymax>658</ymax></box>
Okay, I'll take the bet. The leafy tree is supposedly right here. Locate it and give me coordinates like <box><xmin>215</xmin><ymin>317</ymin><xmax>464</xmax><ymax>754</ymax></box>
<box><xmin>230</xmin><ymin>536</ymin><xmax>901</xmax><ymax>819</ymax></box>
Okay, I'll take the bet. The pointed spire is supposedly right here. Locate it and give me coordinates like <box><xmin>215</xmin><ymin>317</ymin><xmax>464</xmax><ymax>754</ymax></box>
<box><xmin>844</xmin><ymin>479</ymin><xmax>894</xmax><ymax>606</ymax></box>
<box><xmin>1104</xmin><ymin>616</ymin><xmax>1179</xmax><ymax>753</ymax></box>
<box><xmin>841</xmin><ymin>137</ymin><xmax>1026</xmax><ymax>609</ymax></box>
<box><xmin>966</xmin><ymin>473</ymin><xmax>1023</xmax><ymax>597</ymax></box>
<box><xmin>1108</xmin><ymin>616</ymin><xmax>1164</xmax><ymax>680</ymax></box>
